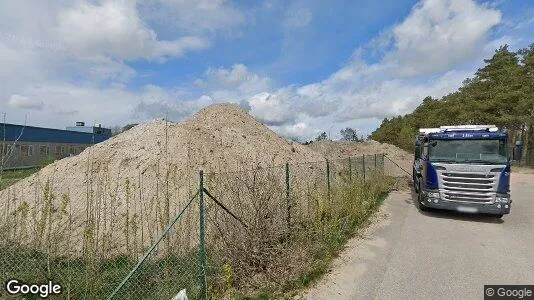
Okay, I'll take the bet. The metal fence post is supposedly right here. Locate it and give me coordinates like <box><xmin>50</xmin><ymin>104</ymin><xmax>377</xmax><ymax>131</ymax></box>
<box><xmin>362</xmin><ymin>154</ymin><xmax>366</xmax><ymax>183</ymax></box>
<box><xmin>348</xmin><ymin>157</ymin><xmax>352</xmax><ymax>182</ymax></box>
<box><xmin>383</xmin><ymin>153</ymin><xmax>386</xmax><ymax>174</ymax></box>
<box><xmin>326</xmin><ymin>159</ymin><xmax>331</xmax><ymax>201</ymax></box>
<box><xmin>285</xmin><ymin>163</ymin><xmax>291</xmax><ymax>239</ymax></box>
<box><xmin>199</xmin><ymin>170</ymin><xmax>207</xmax><ymax>300</ymax></box>
<box><xmin>374</xmin><ymin>153</ymin><xmax>377</xmax><ymax>170</ymax></box>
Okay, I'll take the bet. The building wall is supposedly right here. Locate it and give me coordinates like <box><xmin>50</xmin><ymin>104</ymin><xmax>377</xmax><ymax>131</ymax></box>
<box><xmin>0</xmin><ymin>141</ymin><xmax>91</xmax><ymax>170</ymax></box>
<box><xmin>1</xmin><ymin>123</ymin><xmax>111</xmax><ymax>144</ymax></box>
<box><xmin>0</xmin><ymin>122</ymin><xmax>111</xmax><ymax>170</ymax></box>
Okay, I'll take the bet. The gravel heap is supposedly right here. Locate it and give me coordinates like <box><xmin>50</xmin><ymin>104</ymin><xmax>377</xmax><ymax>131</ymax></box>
<box><xmin>0</xmin><ymin>103</ymin><xmax>325</xmax><ymax>255</ymax></box>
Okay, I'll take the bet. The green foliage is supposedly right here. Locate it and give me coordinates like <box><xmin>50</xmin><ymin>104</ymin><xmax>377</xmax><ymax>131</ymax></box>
<box><xmin>0</xmin><ymin>246</ymin><xmax>201</xmax><ymax>300</ymax></box>
<box><xmin>0</xmin><ymin>167</ymin><xmax>39</xmax><ymax>190</ymax></box>
<box><xmin>371</xmin><ymin>44</ymin><xmax>534</xmax><ymax>152</ymax></box>
<box><xmin>315</xmin><ymin>131</ymin><xmax>328</xmax><ymax>141</ymax></box>
<box><xmin>223</xmin><ymin>263</ymin><xmax>234</xmax><ymax>290</ymax></box>
<box><xmin>37</xmin><ymin>157</ymin><xmax>56</xmax><ymax>170</ymax></box>
<box><xmin>340</xmin><ymin>127</ymin><xmax>362</xmax><ymax>141</ymax></box>
<box><xmin>0</xmin><ymin>157</ymin><xmax>55</xmax><ymax>190</ymax></box>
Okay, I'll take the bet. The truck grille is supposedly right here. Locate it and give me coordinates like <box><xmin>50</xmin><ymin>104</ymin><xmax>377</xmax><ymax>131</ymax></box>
<box><xmin>441</xmin><ymin>172</ymin><xmax>495</xmax><ymax>203</ymax></box>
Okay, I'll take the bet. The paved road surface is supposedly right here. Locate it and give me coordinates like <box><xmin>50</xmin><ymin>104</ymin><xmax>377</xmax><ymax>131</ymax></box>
<box><xmin>303</xmin><ymin>172</ymin><xmax>534</xmax><ymax>300</ymax></box>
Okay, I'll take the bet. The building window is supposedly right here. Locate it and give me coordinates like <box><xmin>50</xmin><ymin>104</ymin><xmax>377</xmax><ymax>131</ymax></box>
<box><xmin>55</xmin><ymin>146</ymin><xmax>61</xmax><ymax>156</ymax></box>
<box><xmin>20</xmin><ymin>145</ymin><xmax>29</xmax><ymax>157</ymax></box>
<box><xmin>40</xmin><ymin>145</ymin><xmax>50</xmax><ymax>156</ymax></box>
<box><xmin>28</xmin><ymin>145</ymin><xmax>33</xmax><ymax>156</ymax></box>
<box><xmin>69</xmin><ymin>146</ymin><xmax>76</xmax><ymax>155</ymax></box>
<box><xmin>61</xmin><ymin>146</ymin><xmax>66</xmax><ymax>155</ymax></box>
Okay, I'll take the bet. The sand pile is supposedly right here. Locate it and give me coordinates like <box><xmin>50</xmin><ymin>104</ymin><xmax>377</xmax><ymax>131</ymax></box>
<box><xmin>0</xmin><ymin>103</ymin><xmax>325</xmax><ymax>256</ymax></box>
<box><xmin>307</xmin><ymin>140</ymin><xmax>413</xmax><ymax>177</ymax></box>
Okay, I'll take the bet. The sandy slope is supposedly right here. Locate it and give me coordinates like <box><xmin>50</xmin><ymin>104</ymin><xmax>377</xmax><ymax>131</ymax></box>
<box><xmin>0</xmin><ymin>104</ymin><xmax>325</xmax><ymax>256</ymax></box>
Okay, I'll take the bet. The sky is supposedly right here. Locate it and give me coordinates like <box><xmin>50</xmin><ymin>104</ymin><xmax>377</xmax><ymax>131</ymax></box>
<box><xmin>1</xmin><ymin>0</ymin><xmax>533</xmax><ymax>141</ymax></box>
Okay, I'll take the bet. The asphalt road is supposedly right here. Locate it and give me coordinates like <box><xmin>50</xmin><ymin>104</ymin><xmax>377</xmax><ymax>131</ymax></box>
<box><xmin>303</xmin><ymin>172</ymin><xmax>534</xmax><ymax>300</ymax></box>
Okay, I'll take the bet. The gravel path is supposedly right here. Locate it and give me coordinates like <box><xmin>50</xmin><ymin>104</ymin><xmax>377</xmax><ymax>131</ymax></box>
<box><xmin>302</xmin><ymin>172</ymin><xmax>534</xmax><ymax>300</ymax></box>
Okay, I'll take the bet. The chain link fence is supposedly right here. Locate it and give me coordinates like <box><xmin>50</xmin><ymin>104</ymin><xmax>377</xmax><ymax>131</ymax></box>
<box><xmin>521</xmin><ymin>151</ymin><xmax>534</xmax><ymax>167</ymax></box>
<box><xmin>1</xmin><ymin>153</ymin><xmax>396</xmax><ymax>299</ymax></box>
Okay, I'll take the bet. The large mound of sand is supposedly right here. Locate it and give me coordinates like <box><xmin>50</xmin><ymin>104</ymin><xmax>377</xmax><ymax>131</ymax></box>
<box><xmin>307</xmin><ymin>140</ymin><xmax>413</xmax><ymax>177</ymax></box>
<box><xmin>0</xmin><ymin>104</ymin><xmax>326</xmax><ymax>256</ymax></box>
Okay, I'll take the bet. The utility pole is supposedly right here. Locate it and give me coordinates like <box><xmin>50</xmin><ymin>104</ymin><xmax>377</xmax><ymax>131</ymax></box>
<box><xmin>1</xmin><ymin>112</ymin><xmax>6</xmax><ymax>181</ymax></box>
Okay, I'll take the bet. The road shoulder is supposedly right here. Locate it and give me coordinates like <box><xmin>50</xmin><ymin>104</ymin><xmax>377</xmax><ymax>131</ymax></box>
<box><xmin>300</xmin><ymin>190</ymin><xmax>412</xmax><ymax>300</ymax></box>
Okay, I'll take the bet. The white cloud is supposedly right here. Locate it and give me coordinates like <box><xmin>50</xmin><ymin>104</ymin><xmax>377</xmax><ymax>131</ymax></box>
<box><xmin>2</xmin><ymin>83</ymin><xmax>136</xmax><ymax>128</ymax></box>
<box><xmin>0</xmin><ymin>0</ymin><xmax>226</xmax><ymax>129</ymax></box>
<box><xmin>232</xmin><ymin>0</ymin><xmax>505</xmax><ymax>140</ymax></box>
<box><xmin>151</xmin><ymin>37</ymin><xmax>210</xmax><ymax>59</ymax></box>
<box><xmin>133</xmin><ymin>85</ymin><xmax>215</xmax><ymax>121</ymax></box>
<box><xmin>195</xmin><ymin>64</ymin><xmax>274</xmax><ymax>101</ymax></box>
<box><xmin>7</xmin><ymin>95</ymin><xmax>44</xmax><ymax>110</ymax></box>
<box><xmin>0</xmin><ymin>0</ymin><xmax>520</xmax><ymax>143</ymax></box>
<box><xmin>273</xmin><ymin>121</ymin><xmax>318</xmax><ymax>140</ymax></box>
<box><xmin>386</xmin><ymin>0</ymin><xmax>501</xmax><ymax>76</ymax></box>
<box><xmin>246</xmin><ymin>92</ymin><xmax>295</xmax><ymax>126</ymax></box>
<box><xmin>58</xmin><ymin>1</ymin><xmax>210</xmax><ymax>60</ymax></box>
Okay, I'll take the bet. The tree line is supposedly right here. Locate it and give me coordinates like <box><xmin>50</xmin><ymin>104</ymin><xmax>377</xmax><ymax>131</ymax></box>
<box><xmin>370</xmin><ymin>44</ymin><xmax>534</xmax><ymax>163</ymax></box>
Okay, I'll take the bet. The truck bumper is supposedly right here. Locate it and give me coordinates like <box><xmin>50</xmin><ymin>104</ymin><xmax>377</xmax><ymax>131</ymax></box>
<box><xmin>421</xmin><ymin>194</ymin><xmax>510</xmax><ymax>215</ymax></box>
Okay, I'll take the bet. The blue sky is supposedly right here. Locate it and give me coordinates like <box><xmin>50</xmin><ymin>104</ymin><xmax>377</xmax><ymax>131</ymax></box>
<box><xmin>129</xmin><ymin>0</ymin><xmax>420</xmax><ymax>89</ymax></box>
<box><xmin>1</xmin><ymin>0</ymin><xmax>533</xmax><ymax>140</ymax></box>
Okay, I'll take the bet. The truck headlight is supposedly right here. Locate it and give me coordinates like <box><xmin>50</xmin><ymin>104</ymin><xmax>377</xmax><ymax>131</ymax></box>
<box><xmin>427</xmin><ymin>192</ymin><xmax>440</xmax><ymax>198</ymax></box>
<box><xmin>495</xmin><ymin>195</ymin><xmax>510</xmax><ymax>203</ymax></box>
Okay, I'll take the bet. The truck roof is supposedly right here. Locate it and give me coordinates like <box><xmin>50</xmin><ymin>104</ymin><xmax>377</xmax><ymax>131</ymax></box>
<box><xmin>419</xmin><ymin>125</ymin><xmax>498</xmax><ymax>134</ymax></box>
<box><xmin>417</xmin><ymin>125</ymin><xmax>507</xmax><ymax>140</ymax></box>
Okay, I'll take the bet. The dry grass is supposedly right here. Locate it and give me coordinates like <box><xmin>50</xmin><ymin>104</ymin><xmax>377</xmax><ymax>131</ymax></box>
<box><xmin>201</xmin><ymin>160</ymin><xmax>393</xmax><ymax>298</ymax></box>
<box><xmin>0</xmin><ymin>155</ymin><xmax>392</xmax><ymax>299</ymax></box>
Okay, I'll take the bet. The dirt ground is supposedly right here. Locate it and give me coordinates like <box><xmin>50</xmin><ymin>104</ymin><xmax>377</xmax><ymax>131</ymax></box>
<box><xmin>307</xmin><ymin>140</ymin><xmax>413</xmax><ymax>177</ymax></box>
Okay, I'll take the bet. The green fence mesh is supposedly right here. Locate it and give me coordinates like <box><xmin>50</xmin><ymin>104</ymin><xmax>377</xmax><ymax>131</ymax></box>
<box><xmin>1</xmin><ymin>153</ymin><xmax>392</xmax><ymax>299</ymax></box>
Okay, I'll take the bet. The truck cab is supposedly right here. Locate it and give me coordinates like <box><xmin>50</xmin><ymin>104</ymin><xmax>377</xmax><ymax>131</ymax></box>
<box><xmin>413</xmin><ymin>125</ymin><xmax>511</xmax><ymax>217</ymax></box>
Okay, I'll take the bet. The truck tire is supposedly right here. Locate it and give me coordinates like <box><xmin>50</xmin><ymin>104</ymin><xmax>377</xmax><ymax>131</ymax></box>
<box><xmin>492</xmin><ymin>214</ymin><xmax>503</xmax><ymax>218</ymax></box>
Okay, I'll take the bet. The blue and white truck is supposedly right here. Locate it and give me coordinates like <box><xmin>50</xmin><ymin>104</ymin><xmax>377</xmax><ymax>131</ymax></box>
<box><xmin>413</xmin><ymin>125</ymin><xmax>513</xmax><ymax>218</ymax></box>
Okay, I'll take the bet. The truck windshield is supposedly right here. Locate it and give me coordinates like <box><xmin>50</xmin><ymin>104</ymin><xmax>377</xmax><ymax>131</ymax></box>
<box><xmin>428</xmin><ymin>139</ymin><xmax>507</xmax><ymax>164</ymax></box>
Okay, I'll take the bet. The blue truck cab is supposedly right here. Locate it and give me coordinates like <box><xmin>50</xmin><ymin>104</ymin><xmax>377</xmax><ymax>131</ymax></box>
<box><xmin>413</xmin><ymin>125</ymin><xmax>512</xmax><ymax>218</ymax></box>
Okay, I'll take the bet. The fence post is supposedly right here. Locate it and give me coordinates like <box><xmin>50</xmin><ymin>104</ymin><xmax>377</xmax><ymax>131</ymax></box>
<box><xmin>348</xmin><ymin>157</ymin><xmax>352</xmax><ymax>182</ymax></box>
<box><xmin>382</xmin><ymin>153</ymin><xmax>386</xmax><ymax>174</ymax></box>
<box><xmin>199</xmin><ymin>170</ymin><xmax>207</xmax><ymax>300</ymax></box>
<box><xmin>326</xmin><ymin>159</ymin><xmax>331</xmax><ymax>201</ymax></box>
<box><xmin>362</xmin><ymin>154</ymin><xmax>366</xmax><ymax>183</ymax></box>
<box><xmin>285</xmin><ymin>163</ymin><xmax>291</xmax><ymax>239</ymax></box>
